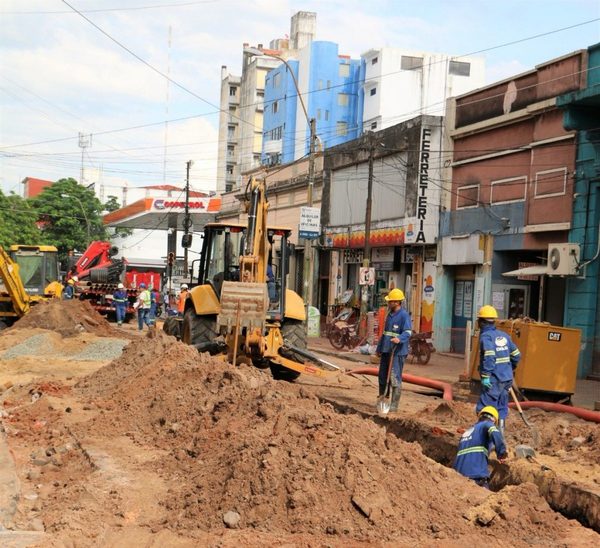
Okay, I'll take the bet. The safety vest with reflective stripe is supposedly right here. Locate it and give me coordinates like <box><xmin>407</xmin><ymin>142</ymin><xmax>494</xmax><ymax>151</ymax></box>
<box><xmin>376</xmin><ymin>306</ymin><xmax>412</xmax><ymax>356</ymax></box>
<box><xmin>453</xmin><ymin>420</ymin><xmax>507</xmax><ymax>480</ymax></box>
<box><xmin>479</xmin><ymin>323</ymin><xmax>521</xmax><ymax>383</ymax></box>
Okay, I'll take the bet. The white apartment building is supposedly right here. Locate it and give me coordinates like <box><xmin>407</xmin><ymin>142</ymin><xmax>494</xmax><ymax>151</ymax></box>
<box><xmin>216</xmin><ymin>69</ymin><xmax>241</xmax><ymax>193</ymax></box>
<box><xmin>361</xmin><ymin>48</ymin><xmax>485</xmax><ymax>132</ymax></box>
<box><xmin>215</xmin><ymin>11</ymin><xmax>316</xmax><ymax>192</ymax></box>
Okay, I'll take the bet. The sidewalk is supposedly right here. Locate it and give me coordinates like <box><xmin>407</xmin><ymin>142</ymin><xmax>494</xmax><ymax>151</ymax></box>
<box><xmin>308</xmin><ymin>337</ymin><xmax>600</xmax><ymax>410</ymax></box>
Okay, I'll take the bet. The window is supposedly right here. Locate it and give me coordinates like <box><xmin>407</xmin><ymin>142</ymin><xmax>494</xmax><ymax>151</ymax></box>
<box><xmin>227</xmin><ymin>125</ymin><xmax>235</xmax><ymax>140</ymax></box>
<box><xmin>449</xmin><ymin>60</ymin><xmax>471</xmax><ymax>76</ymax></box>
<box><xmin>336</xmin><ymin>121</ymin><xmax>348</xmax><ymax>136</ymax></box>
<box><xmin>318</xmin><ymin>79</ymin><xmax>323</xmax><ymax>90</ymax></box>
<box><xmin>370</xmin><ymin>122</ymin><xmax>377</xmax><ymax>130</ymax></box>
<box><xmin>229</xmin><ymin>86</ymin><xmax>237</xmax><ymax>97</ymax></box>
<box><xmin>338</xmin><ymin>93</ymin><xmax>349</xmax><ymax>106</ymax></box>
<box><xmin>371</xmin><ymin>56</ymin><xmax>378</xmax><ymax>65</ymax></box>
<box><xmin>273</xmin><ymin>72</ymin><xmax>281</xmax><ymax>87</ymax></box>
<box><xmin>272</xmin><ymin>101</ymin><xmax>279</xmax><ymax>114</ymax></box>
<box><xmin>226</xmin><ymin>164</ymin><xmax>234</xmax><ymax>175</ymax></box>
<box><xmin>270</xmin><ymin>126</ymin><xmax>282</xmax><ymax>140</ymax></box>
<box><xmin>369</xmin><ymin>87</ymin><xmax>377</xmax><ymax>96</ymax></box>
<box><xmin>401</xmin><ymin>55</ymin><xmax>423</xmax><ymax>70</ymax></box>
<box><xmin>227</xmin><ymin>145</ymin><xmax>234</xmax><ymax>158</ymax></box>
<box><xmin>317</xmin><ymin>108</ymin><xmax>321</xmax><ymax>120</ymax></box>
<box><xmin>225</xmin><ymin>183</ymin><xmax>233</xmax><ymax>192</ymax></box>
<box><xmin>325</xmin><ymin>110</ymin><xmax>329</xmax><ymax>121</ymax></box>
<box><xmin>339</xmin><ymin>63</ymin><xmax>350</xmax><ymax>77</ymax></box>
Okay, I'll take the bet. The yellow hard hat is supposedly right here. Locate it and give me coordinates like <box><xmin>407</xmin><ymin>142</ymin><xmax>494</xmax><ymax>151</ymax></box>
<box><xmin>477</xmin><ymin>305</ymin><xmax>498</xmax><ymax>319</ymax></box>
<box><xmin>385</xmin><ymin>288</ymin><xmax>405</xmax><ymax>302</ymax></box>
<box><xmin>479</xmin><ymin>406</ymin><xmax>499</xmax><ymax>423</ymax></box>
<box><xmin>67</xmin><ymin>279</ymin><xmax>75</xmax><ymax>285</ymax></box>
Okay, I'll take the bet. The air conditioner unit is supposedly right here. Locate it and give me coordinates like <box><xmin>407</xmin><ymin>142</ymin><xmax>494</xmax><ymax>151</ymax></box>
<box><xmin>547</xmin><ymin>243</ymin><xmax>580</xmax><ymax>276</ymax></box>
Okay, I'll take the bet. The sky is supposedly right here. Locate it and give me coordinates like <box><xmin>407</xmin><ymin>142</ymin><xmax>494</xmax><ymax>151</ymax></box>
<box><xmin>0</xmin><ymin>0</ymin><xmax>599</xmax><ymax>198</ymax></box>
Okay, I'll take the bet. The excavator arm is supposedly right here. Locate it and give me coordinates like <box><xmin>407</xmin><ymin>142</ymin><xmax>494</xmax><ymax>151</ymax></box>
<box><xmin>0</xmin><ymin>246</ymin><xmax>31</xmax><ymax>317</ymax></box>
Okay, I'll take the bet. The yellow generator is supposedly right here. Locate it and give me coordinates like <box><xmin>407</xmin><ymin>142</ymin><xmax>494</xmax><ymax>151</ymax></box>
<box><xmin>470</xmin><ymin>319</ymin><xmax>581</xmax><ymax>401</ymax></box>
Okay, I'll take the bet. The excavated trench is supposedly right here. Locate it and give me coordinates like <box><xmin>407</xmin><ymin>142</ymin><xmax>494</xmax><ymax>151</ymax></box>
<box><xmin>321</xmin><ymin>397</ymin><xmax>600</xmax><ymax>533</ymax></box>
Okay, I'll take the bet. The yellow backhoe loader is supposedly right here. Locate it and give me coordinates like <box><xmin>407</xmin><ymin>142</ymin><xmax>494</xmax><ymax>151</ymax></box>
<box><xmin>0</xmin><ymin>245</ymin><xmax>63</xmax><ymax>329</ymax></box>
<box><xmin>168</xmin><ymin>177</ymin><xmax>340</xmax><ymax>381</ymax></box>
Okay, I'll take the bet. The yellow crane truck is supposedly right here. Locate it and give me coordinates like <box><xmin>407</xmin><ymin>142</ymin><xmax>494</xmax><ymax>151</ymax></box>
<box><xmin>0</xmin><ymin>245</ymin><xmax>63</xmax><ymax>329</ymax></box>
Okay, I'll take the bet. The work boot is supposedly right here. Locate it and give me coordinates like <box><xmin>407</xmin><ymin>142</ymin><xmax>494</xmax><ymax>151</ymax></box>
<box><xmin>390</xmin><ymin>387</ymin><xmax>401</xmax><ymax>413</ymax></box>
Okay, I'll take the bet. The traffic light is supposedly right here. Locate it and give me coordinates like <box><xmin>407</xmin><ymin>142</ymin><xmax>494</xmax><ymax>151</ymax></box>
<box><xmin>181</xmin><ymin>233</ymin><xmax>192</xmax><ymax>248</ymax></box>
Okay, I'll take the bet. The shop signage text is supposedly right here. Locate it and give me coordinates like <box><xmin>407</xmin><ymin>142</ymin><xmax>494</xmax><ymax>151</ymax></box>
<box><xmin>416</xmin><ymin>127</ymin><xmax>431</xmax><ymax>243</ymax></box>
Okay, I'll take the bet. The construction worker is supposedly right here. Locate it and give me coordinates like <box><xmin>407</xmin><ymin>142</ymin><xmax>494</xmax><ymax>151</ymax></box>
<box><xmin>375</xmin><ymin>288</ymin><xmax>412</xmax><ymax>413</ymax></box>
<box><xmin>148</xmin><ymin>284</ymin><xmax>158</xmax><ymax>326</ymax></box>
<box><xmin>63</xmin><ymin>278</ymin><xmax>76</xmax><ymax>300</ymax></box>
<box><xmin>112</xmin><ymin>283</ymin><xmax>128</xmax><ymax>326</ymax></box>
<box><xmin>454</xmin><ymin>406</ymin><xmax>508</xmax><ymax>489</ymax></box>
<box><xmin>475</xmin><ymin>305</ymin><xmax>521</xmax><ymax>433</ymax></box>
<box><xmin>177</xmin><ymin>284</ymin><xmax>189</xmax><ymax>317</ymax></box>
<box><xmin>135</xmin><ymin>283</ymin><xmax>152</xmax><ymax>330</ymax></box>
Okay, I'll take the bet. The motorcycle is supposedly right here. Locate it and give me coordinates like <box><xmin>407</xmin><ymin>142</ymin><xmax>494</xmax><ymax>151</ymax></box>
<box><xmin>408</xmin><ymin>331</ymin><xmax>435</xmax><ymax>365</ymax></box>
<box><xmin>327</xmin><ymin>319</ymin><xmax>364</xmax><ymax>350</ymax></box>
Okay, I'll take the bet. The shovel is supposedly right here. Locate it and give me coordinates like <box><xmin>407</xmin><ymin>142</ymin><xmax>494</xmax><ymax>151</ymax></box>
<box><xmin>509</xmin><ymin>386</ymin><xmax>532</xmax><ymax>428</ymax></box>
<box><xmin>377</xmin><ymin>346</ymin><xmax>396</xmax><ymax>416</ymax></box>
<box><xmin>515</xmin><ymin>444</ymin><xmax>552</xmax><ymax>471</ymax></box>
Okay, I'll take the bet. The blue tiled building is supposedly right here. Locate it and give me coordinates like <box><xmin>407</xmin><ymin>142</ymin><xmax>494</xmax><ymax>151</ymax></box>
<box><xmin>558</xmin><ymin>42</ymin><xmax>600</xmax><ymax>379</ymax></box>
<box><xmin>262</xmin><ymin>41</ymin><xmax>361</xmax><ymax>165</ymax></box>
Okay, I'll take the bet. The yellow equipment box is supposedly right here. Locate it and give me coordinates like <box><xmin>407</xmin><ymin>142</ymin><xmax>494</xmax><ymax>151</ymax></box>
<box><xmin>469</xmin><ymin>319</ymin><xmax>581</xmax><ymax>396</ymax></box>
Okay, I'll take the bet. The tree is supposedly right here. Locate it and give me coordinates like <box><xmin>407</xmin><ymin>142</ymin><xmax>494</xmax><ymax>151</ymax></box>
<box><xmin>0</xmin><ymin>190</ymin><xmax>41</xmax><ymax>248</ymax></box>
<box><xmin>34</xmin><ymin>178</ymin><xmax>108</xmax><ymax>260</ymax></box>
<box><xmin>103</xmin><ymin>195</ymin><xmax>133</xmax><ymax>239</ymax></box>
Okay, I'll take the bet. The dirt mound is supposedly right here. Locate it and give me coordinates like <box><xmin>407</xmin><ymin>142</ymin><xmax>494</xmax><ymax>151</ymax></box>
<box><xmin>11</xmin><ymin>300</ymin><xmax>121</xmax><ymax>338</ymax></box>
<box><xmin>71</xmin><ymin>332</ymin><xmax>594</xmax><ymax>545</ymax></box>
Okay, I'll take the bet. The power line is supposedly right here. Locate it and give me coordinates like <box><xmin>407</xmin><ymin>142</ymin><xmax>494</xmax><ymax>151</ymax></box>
<box><xmin>3</xmin><ymin>0</ymin><xmax>222</xmax><ymax>15</ymax></box>
<box><xmin>60</xmin><ymin>0</ymin><xmax>255</xmax><ymax>130</ymax></box>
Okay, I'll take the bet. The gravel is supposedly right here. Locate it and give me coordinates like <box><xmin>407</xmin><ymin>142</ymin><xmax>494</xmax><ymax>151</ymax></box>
<box><xmin>2</xmin><ymin>334</ymin><xmax>127</xmax><ymax>362</ymax></box>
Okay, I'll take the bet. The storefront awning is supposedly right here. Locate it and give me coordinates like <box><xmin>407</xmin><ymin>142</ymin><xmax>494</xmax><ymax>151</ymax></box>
<box><xmin>502</xmin><ymin>265</ymin><xmax>548</xmax><ymax>277</ymax></box>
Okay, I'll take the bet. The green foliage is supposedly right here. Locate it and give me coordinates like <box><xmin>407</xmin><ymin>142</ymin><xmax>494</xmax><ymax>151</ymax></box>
<box><xmin>103</xmin><ymin>195</ymin><xmax>133</xmax><ymax>239</ymax></box>
<box><xmin>0</xmin><ymin>190</ymin><xmax>40</xmax><ymax>248</ymax></box>
<box><xmin>33</xmin><ymin>178</ymin><xmax>108</xmax><ymax>260</ymax></box>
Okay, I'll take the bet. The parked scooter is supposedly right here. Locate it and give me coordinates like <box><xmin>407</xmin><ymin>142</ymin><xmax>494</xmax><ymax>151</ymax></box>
<box><xmin>408</xmin><ymin>331</ymin><xmax>435</xmax><ymax>364</ymax></box>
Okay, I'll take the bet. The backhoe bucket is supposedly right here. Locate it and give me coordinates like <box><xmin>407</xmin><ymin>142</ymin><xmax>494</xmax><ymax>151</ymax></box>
<box><xmin>217</xmin><ymin>281</ymin><xmax>268</xmax><ymax>332</ymax></box>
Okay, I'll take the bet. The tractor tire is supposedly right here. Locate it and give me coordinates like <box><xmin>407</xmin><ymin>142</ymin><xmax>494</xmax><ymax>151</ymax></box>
<box><xmin>163</xmin><ymin>316</ymin><xmax>182</xmax><ymax>339</ymax></box>
<box><xmin>270</xmin><ymin>319</ymin><xmax>306</xmax><ymax>382</ymax></box>
<box><xmin>182</xmin><ymin>308</ymin><xmax>218</xmax><ymax>349</ymax></box>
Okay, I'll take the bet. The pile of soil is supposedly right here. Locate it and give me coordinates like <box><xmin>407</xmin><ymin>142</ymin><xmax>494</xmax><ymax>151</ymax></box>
<box><xmin>12</xmin><ymin>300</ymin><xmax>121</xmax><ymax>338</ymax></box>
<box><xmin>73</xmin><ymin>332</ymin><xmax>593</xmax><ymax>545</ymax></box>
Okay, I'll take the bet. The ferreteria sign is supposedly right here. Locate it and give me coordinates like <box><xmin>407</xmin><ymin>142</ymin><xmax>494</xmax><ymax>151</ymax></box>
<box><xmin>416</xmin><ymin>127</ymin><xmax>431</xmax><ymax>243</ymax></box>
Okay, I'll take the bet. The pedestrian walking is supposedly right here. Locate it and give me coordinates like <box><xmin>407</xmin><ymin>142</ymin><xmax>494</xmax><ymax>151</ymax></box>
<box><xmin>148</xmin><ymin>284</ymin><xmax>158</xmax><ymax>325</ymax></box>
<box><xmin>112</xmin><ymin>283</ymin><xmax>128</xmax><ymax>326</ymax></box>
<box><xmin>135</xmin><ymin>282</ymin><xmax>152</xmax><ymax>330</ymax></box>
<box><xmin>454</xmin><ymin>406</ymin><xmax>508</xmax><ymax>489</ymax></box>
<box><xmin>475</xmin><ymin>305</ymin><xmax>521</xmax><ymax>433</ymax></box>
<box><xmin>375</xmin><ymin>288</ymin><xmax>412</xmax><ymax>413</ymax></box>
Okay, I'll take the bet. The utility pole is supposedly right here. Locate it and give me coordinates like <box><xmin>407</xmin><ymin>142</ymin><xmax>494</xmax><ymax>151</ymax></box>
<box><xmin>303</xmin><ymin>117</ymin><xmax>317</xmax><ymax>308</ymax></box>
<box><xmin>183</xmin><ymin>160</ymin><xmax>193</xmax><ymax>276</ymax></box>
<box><xmin>360</xmin><ymin>133</ymin><xmax>375</xmax><ymax>337</ymax></box>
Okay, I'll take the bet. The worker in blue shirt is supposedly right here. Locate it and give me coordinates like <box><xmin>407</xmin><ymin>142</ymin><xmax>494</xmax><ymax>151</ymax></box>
<box><xmin>475</xmin><ymin>305</ymin><xmax>521</xmax><ymax>434</ymax></box>
<box><xmin>375</xmin><ymin>288</ymin><xmax>412</xmax><ymax>413</ymax></box>
<box><xmin>112</xmin><ymin>283</ymin><xmax>128</xmax><ymax>326</ymax></box>
<box><xmin>454</xmin><ymin>406</ymin><xmax>508</xmax><ymax>489</ymax></box>
<box><xmin>63</xmin><ymin>278</ymin><xmax>76</xmax><ymax>300</ymax></box>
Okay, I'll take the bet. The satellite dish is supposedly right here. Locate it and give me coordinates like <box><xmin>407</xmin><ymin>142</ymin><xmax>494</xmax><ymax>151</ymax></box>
<box><xmin>549</xmin><ymin>247</ymin><xmax>561</xmax><ymax>271</ymax></box>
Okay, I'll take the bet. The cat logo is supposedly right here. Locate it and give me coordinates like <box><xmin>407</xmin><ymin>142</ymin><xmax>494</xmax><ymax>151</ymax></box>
<box><xmin>548</xmin><ymin>332</ymin><xmax>562</xmax><ymax>342</ymax></box>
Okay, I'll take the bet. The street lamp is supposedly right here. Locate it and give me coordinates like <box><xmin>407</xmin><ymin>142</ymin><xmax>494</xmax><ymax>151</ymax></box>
<box><xmin>61</xmin><ymin>193</ymin><xmax>91</xmax><ymax>243</ymax></box>
<box><xmin>244</xmin><ymin>47</ymin><xmax>318</xmax><ymax>310</ymax></box>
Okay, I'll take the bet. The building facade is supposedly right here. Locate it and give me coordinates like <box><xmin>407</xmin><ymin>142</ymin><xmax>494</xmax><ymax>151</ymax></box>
<box><xmin>321</xmin><ymin>116</ymin><xmax>443</xmax><ymax>329</ymax></box>
<box><xmin>215</xmin><ymin>11</ymin><xmax>316</xmax><ymax>192</ymax></box>
<box><xmin>360</xmin><ymin>48</ymin><xmax>485</xmax><ymax>133</ymax></box>
<box><xmin>436</xmin><ymin>50</ymin><xmax>588</xmax><ymax>356</ymax></box>
<box><xmin>557</xmin><ymin>42</ymin><xmax>600</xmax><ymax>379</ymax></box>
<box><xmin>216</xmin><ymin>69</ymin><xmax>241</xmax><ymax>193</ymax></box>
<box><xmin>261</xmin><ymin>41</ymin><xmax>361</xmax><ymax>166</ymax></box>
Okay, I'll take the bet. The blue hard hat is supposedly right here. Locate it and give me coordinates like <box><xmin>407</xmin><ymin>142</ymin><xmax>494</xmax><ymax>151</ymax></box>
<box><xmin>139</xmin><ymin>283</ymin><xmax>147</xmax><ymax>289</ymax></box>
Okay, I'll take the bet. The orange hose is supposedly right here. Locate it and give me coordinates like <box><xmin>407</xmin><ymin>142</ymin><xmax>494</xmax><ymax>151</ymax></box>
<box><xmin>349</xmin><ymin>367</ymin><xmax>453</xmax><ymax>401</ymax></box>
<box><xmin>508</xmin><ymin>401</ymin><xmax>600</xmax><ymax>423</ymax></box>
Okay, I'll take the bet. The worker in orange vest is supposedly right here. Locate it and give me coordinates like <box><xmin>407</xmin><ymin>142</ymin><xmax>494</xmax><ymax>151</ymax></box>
<box><xmin>177</xmin><ymin>284</ymin><xmax>189</xmax><ymax>317</ymax></box>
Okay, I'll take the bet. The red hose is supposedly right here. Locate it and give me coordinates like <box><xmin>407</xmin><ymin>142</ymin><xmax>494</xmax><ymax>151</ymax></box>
<box><xmin>509</xmin><ymin>401</ymin><xmax>600</xmax><ymax>423</ymax></box>
<box><xmin>349</xmin><ymin>367</ymin><xmax>453</xmax><ymax>401</ymax></box>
